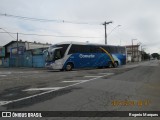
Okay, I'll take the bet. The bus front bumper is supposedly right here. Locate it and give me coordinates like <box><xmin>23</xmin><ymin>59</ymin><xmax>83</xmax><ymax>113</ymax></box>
<box><xmin>45</xmin><ymin>63</ymin><xmax>63</xmax><ymax>70</ymax></box>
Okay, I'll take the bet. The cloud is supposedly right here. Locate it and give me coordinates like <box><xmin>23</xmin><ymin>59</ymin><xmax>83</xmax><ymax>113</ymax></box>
<box><xmin>0</xmin><ymin>0</ymin><xmax>160</xmax><ymax>53</ymax></box>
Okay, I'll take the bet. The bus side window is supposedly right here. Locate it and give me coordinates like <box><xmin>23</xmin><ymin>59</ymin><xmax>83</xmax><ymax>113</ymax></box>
<box><xmin>115</xmin><ymin>47</ymin><xmax>118</xmax><ymax>53</ymax></box>
<box><xmin>118</xmin><ymin>47</ymin><xmax>125</xmax><ymax>54</ymax></box>
<box><xmin>68</xmin><ymin>45</ymin><xmax>75</xmax><ymax>54</ymax></box>
<box><xmin>81</xmin><ymin>45</ymin><xmax>90</xmax><ymax>53</ymax></box>
<box><xmin>90</xmin><ymin>46</ymin><xmax>101</xmax><ymax>53</ymax></box>
<box><xmin>68</xmin><ymin>44</ymin><xmax>90</xmax><ymax>54</ymax></box>
<box><xmin>119</xmin><ymin>47</ymin><xmax>122</xmax><ymax>54</ymax></box>
<box><xmin>90</xmin><ymin>46</ymin><xmax>93</xmax><ymax>53</ymax></box>
<box><xmin>57</xmin><ymin>44</ymin><xmax>69</xmax><ymax>57</ymax></box>
<box><xmin>55</xmin><ymin>49</ymin><xmax>62</xmax><ymax>60</ymax></box>
<box><xmin>105</xmin><ymin>46</ymin><xmax>110</xmax><ymax>53</ymax></box>
<box><xmin>109</xmin><ymin>46</ymin><xmax>114</xmax><ymax>53</ymax></box>
<box><xmin>97</xmin><ymin>47</ymin><xmax>103</xmax><ymax>53</ymax></box>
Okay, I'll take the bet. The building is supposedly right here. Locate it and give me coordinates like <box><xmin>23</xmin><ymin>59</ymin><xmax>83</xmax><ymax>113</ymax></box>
<box><xmin>0</xmin><ymin>46</ymin><xmax>5</xmax><ymax>67</ymax></box>
<box><xmin>125</xmin><ymin>45</ymin><xmax>141</xmax><ymax>62</ymax></box>
<box><xmin>4</xmin><ymin>40</ymin><xmax>51</xmax><ymax>57</ymax></box>
<box><xmin>0</xmin><ymin>40</ymin><xmax>51</xmax><ymax>67</ymax></box>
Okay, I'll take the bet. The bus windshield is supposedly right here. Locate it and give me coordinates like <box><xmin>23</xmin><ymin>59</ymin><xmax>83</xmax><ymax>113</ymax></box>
<box><xmin>46</xmin><ymin>45</ymin><xmax>61</xmax><ymax>62</ymax></box>
<box><xmin>46</xmin><ymin>48</ymin><xmax>64</xmax><ymax>62</ymax></box>
<box><xmin>45</xmin><ymin>51</ymin><xmax>54</xmax><ymax>62</ymax></box>
<box><xmin>46</xmin><ymin>44</ymin><xmax>69</xmax><ymax>62</ymax></box>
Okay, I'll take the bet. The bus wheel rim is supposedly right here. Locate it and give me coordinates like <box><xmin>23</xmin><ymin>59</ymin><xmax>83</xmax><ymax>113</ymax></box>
<box><xmin>66</xmin><ymin>65</ymin><xmax>71</xmax><ymax>70</ymax></box>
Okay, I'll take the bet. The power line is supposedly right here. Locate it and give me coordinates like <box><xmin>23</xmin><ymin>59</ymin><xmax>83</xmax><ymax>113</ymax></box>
<box><xmin>0</xmin><ymin>13</ymin><xmax>101</xmax><ymax>25</ymax></box>
<box><xmin>0</xmin><ymin>31</ymin><xmax>103</xmax><ymax>38</ymax></box>
<box><xmin>0</xmin><ymin>28</ymin><xmax>16</xmax><ymax>40</ymax></box>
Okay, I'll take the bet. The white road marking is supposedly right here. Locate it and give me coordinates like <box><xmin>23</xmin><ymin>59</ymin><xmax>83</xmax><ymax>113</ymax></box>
<box><xmin>61</xmin><ymin>80</ymin><xmax>89</xmax><ymax>83</ymax></box>
<box><xmin>13</xmin><ymin>71</ymin><xmax>39</xmax><ymax>74</ymax></box>
<box><xmin>0</xmin><ymin>72</ymin><xmax>11</xmax><ymax>74</ymax></box>
<box><xmin>98</xmin><ymin>73</ymin><xmax>107</xmax><ymax>74</ymax></box>
<box><xmin>0</xmin><ymin>71</ymin><xmax>39</xmax><ymax>74</ymax></box>
<box><xmin>0</xmin><ymin>75</ymin><xmax>7</xmax><ymax>77</ymax></box>
<box><xmin>70</xmin><ymin>71</ymin><xmax>77</xmax><ymax>72</ymax></box>
<box><xmin>84</xmin><ymin>76</ymin><xmax>102</xmax><ymax>78</ymax></box>
<box><xmin>15</xmin><ymin>72</ymin><xmax>24</xmax><ymax>73</ymax></box>
<box><xmin>98</xmin><ymin>72</ymin><xmax>114</xmax><ymax>75</ymax></box>
<box><xmin>0</xmin><ymin>73</ymin><xmax>113</xmax><ymax>106</ymax></box>
<box><xmin>106</xmin><ymin>73</ymin><xmax>114</xmax><ymax>75</ymax></box>
<box><xmin>0</xmin><ymin>101</ymin><xmax>12</xmax><ymax>106</ymax></box>
<box><xmin>23</xmin><ymin>87</ymin><xmax>64</xmax><ymax>91</ymax></box>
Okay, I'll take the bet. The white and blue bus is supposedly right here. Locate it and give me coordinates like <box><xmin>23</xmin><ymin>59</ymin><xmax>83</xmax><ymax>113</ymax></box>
<box><xmin>44</xmin><ymin>41</ymin><xmax>126</xmax><ymax>71</ymax></box>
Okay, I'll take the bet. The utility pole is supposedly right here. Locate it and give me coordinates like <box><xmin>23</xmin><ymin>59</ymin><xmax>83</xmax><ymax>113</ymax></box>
<box><xmin>17</xmin><ymin>33</ymin><xmax>19</xmax><ymax>67</ymax></box>
<box><xmin>137</xmin><ymin>42</ymin><xmax>141</xmax><ymax>62</ymax></box>
<box><xmin>141</xmin><ymin>46</ymin><xmax>143</xmax><ymax>61</ymax></box>
<box><xmin>131</xmin><ymin>39</ymin><xmax>137</xmax><ymax>62</ymax></box>
<box><xmin>132</xmin><ymin>40</ymin><xmax>133</xmax><ymax>62</ymax></box>
<box><xmin>141</xmin><ymin>45</ymin><xmax>146</xmax><ymax>61</ymax></box>
<box><xmin>103</xmin><ymin>21</ymin><xmax>112</xmax><ymax>44</ymax></box>
<box><xmin>17</xmin><ymin>33</ymin><xmax>18</xmax><ymax>48</ymax></box>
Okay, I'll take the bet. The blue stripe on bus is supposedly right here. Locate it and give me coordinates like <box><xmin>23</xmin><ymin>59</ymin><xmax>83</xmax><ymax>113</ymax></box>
<box><xmin>63</xmin><ymin>53</ymin><xmax>126</xmax><ymax>69</ymax></box>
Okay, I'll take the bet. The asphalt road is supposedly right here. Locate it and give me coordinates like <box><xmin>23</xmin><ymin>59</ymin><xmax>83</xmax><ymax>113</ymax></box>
<box><xmin>0</xmin><ymin>60</ymin><xmax>160</xmax><ymax>120</ymax></box>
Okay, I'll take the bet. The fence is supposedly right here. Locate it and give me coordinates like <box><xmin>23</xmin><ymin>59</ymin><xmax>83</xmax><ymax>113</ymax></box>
<box><xmin>2</xmin><ymin>51</ymin><xmax>46</xmax><ymax>68</ymax></box>
<box><xmin>0</xmin><ymin>58</ymin><xmax>10</xmax><ymax>67</ymax></box>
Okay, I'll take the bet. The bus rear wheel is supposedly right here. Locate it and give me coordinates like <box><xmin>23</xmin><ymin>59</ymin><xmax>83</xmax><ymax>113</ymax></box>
<box><xmin>65</xmin><ymin>63</ymin><xmax>73</xmax><ymax>71</ymax></box>
<box><xmin>114</xmin><ymin>61</ymin><xmax>118</xmax><ymax>68</ymax></box>
<box><xmin>108</xmin><ymin>62</ymin><xmax>113</xmax><ymax>68</ymax></box>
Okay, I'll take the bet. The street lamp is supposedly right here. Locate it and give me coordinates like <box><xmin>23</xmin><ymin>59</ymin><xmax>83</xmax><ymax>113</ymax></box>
<box><xmin>103</xmin><ymin>21</ymin><xmax>113</xmax><ymax>44</ymax></box>
<box><xmin>108</xmin><ymin>25</ymin><xmax>121</xmax><ymax>36</ymax></box>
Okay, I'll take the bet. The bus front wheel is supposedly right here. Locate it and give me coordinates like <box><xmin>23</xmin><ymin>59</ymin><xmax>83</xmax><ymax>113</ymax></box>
<box><xmin>65</xmin><ymin>63</ymin><xmax>73</xmax><ymax>71</ymax></box>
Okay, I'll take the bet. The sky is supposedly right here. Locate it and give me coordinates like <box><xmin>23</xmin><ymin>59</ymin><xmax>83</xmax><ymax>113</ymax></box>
<box><xmin>0</xmin><ymin>0</ymin><xmax>160</xmax><ymax>54</ymax></box>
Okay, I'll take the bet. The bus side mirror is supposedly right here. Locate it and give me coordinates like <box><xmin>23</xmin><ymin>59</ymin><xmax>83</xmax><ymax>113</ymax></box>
<box><xmin>43</xmin><ymin>50</ymin><xmax>47</xmax><ymax>53</ymax></box>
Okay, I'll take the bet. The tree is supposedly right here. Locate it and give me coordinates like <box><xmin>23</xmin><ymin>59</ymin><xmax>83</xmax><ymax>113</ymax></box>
<box><xmin>151</xmin><ymin>53</ymin><xmax>160</xmax><ymax>59</ymax></box>
<box><xmin>142</xmin><ymin>51</ymin><xmax>150</xmax><ymax>60</ymax></box>
<box><xmin>144</xmin><ymin>52</ymin><xmax>150</xmax><ymax>60</ymax></box>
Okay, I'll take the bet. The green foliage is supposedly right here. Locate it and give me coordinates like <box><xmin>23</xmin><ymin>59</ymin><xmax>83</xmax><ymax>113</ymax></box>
<box><xmin>151</xmin><ymin>53</ymin><xmax>160</xmax><ymax>59</ymax></box>
<box><xmin>143</xmin><ymin>52</ymin><xmax>150</xmax><ymax>60</ymax></box>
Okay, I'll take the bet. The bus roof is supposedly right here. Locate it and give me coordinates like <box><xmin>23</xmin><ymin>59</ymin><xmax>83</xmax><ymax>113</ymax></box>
<box><xmin>54</xmin><ymin>41</ymin><xmax>124</xmax><ymax>47</ymax></box>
